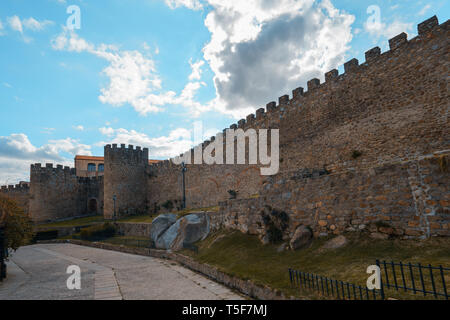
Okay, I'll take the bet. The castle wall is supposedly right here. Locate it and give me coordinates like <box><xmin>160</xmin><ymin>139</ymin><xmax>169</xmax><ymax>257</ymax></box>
<box><xmin>146</xmin><ymin>17</ymin><xmax>449</xmax><ymax>207</ymax></box>
<box><xmin>104</xmin><ymin>144</ymin><xmax>148</xmax><ymax>219</ymax></box>
<box><xmin>0</xmin><ymin>184</ymin><xmax>30</xmax><ymax>216</ymax></box>
<box><xmin>216</xmin><ymin>153</ymin><xmax>449</xmax><ymax>239</ymax></box>
<box><xmin>29</xmin><ymin>164</ymin><xmax>103</xmax><ymax>223</ymax></box>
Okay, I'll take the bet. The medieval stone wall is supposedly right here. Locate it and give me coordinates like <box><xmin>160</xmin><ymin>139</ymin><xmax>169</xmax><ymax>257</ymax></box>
<box><xmin>29</xmin><ymin>164</ymin><xmax>103</xmax><ymax>223</ymax></box>
<box><xmin>216</xmin><ymin>153</ymin><xmax>449</xmax><ymax>239</ymax></box>
<box><xmin>104</xmin><ymin>144</ymin><xmax>148</xmax><ymax>219</ymax></box>
<box><xmin>145</xmin><ymin>16</ymin><xmax>449</xmax><ymax>238</ymax></box>
<box><xmin>0</xmin><ymin>184</ymin><xmax>30</xmax><ymax>216</ymax></box>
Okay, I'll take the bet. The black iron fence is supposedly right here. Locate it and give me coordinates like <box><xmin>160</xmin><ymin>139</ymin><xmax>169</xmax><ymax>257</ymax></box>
<box><xmin>376</xmin><ymin>260</ymin><xmax>449</xmax><ymax>300</ymax></box>
<box><xmin>288</xmin><ymin>268</ymin><xmax>382</xmax><ymax>300</ymax></box>
<box><xmin>0</xmin><ymin>227</ymin><xmax>6</xmax><ymax>281</ymax></box>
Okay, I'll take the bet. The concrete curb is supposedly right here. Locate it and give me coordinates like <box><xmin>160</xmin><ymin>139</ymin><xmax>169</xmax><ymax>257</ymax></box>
<box><xmin>40</xmin><ymin>239</ymin><xmax>294</xmax><ymax>300</ymax></box>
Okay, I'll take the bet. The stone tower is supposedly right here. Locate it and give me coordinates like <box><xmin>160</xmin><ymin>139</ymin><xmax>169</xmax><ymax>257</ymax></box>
<box><xmin>104</xmin><ymin>144</ymin><xmax>149</xmax><ymax>219</ymax></box>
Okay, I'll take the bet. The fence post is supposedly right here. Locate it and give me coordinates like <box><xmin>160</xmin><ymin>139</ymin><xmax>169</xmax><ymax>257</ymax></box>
<box><xmin>439</xmin><ymin>266</ymin><xmax>448</xmax><ymax>300</ymax></box>
<box><xmin>376</xmin><ymin>259</ymin><xmax>385</xmax><ymax>300</ymax></box>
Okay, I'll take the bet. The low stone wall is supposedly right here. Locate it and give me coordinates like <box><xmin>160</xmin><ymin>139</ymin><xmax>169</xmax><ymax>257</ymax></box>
<box><xmin>116</xmin><ymin>222</ymin><xmax>152</xmax><ymax>237</ymax></box>
<box><xmin>46</xmin><ymin>239</ymin><xmax>291</xmax><ymax>300</ymax></box>
<box><xmin>217</xmin><ymin>154</ymin><xmax>450</xmax><ymax>240</ymax></box>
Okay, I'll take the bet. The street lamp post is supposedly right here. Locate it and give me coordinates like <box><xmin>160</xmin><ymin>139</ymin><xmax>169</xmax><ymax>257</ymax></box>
<box><xmin>181</xmin><ymin>162</ymin><xmax>187</xmax><ymax>210</ymax></box>
<box><xmin>112</xmin><ymin>195</ymin><xmax>117</xmax><ymax>222</ymax></box>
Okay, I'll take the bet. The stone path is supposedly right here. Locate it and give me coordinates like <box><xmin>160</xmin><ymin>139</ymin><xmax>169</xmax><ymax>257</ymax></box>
<box><xmin>0</xmin><ymin>243</ymin><xmax>244</xmax><ymax>300</ymax></box>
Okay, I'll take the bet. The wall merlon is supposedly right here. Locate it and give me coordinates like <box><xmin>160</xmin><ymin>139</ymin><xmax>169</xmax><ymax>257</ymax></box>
<box><xmin>365</xmin><ymin>47</ymin><xmax>381</xmax><ymax>63</ymax></box>
<box><xmin>46</xmin><ymin>163</ymin><xmax>53</xmax><ymax>169</ymax></box>
<box><xmin>292</xmin><ymin>87</ymin><xmax>304</xmax><ymax>98</ymax></box>
<box><xmin>307</xmin><ymin>78</ymin><xmax>320</xmax><ymax>91</ymax></box>
<box><xmin>128</xmin><ymin>144</ymin><xmax>134</xmax><ymax>149</ymax></box>
<box><xmin>418</xmin><ymin>15</ymin><xmax>439</xmax><ymax>35</ymax></box>
<box><xmin>112</xmin><ymin>144</ymin><xmax>117</xmax><ymax>149</ymax></box>
<box><xmin>238</xmin><ymin>119</ymin><xmax>246</xmax><ymax>128</ymax></box>
<box><xmin>230</xmin><ymin>124</ymin><xmax>238</xmax><ymax>130</ymax></box>
<box><xmin>246</xmin><ymin>114</ymin><xmax>256</xmax><ymax>124</ymax></box>
<box><xmin>136</xmin><ymin>146</ymin><xmax>141</xmax><ymax>151</ymax></box>
<box><xmin>344</xmin><ymin>58</ymin><xmax>359</xmax><ymax>73</ymax></box>
<box><xmin>325</xmin><ymin>69</ymin><xmax>338</xmax><ymax>82</ymax></box>
<box><xmin>389</xmin><ymin>32</ymin><xmax>408</xmax><ymax>51</ymax></box>
<box><xmin>56</xmin><ymin>165</ymin><xmax>63</xmax><ymax>170</ymax></box>
<box><xmin>266</xmin><ymin>101</ymin><xmax>276</xmax><ymax>112</ymax></box>
<box><xmin>256</xmin><ymin>108</ymin><xmax>265</xmax><ymax>120</ymax></box>
<box><xmin>278</xmin><ymin>95</ymin><xmax>289</xmax><ymax>105</ymax></box>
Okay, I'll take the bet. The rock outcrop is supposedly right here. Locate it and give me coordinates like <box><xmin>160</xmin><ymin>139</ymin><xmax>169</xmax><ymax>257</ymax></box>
<box><xmin>289</xmin><ymin>225</ymin><xmax>312</xmax><ymax>250</ymax></box>
<box><xmin>151</xmin><ymin>213</ymin><xmax>210</xmax><ymax>251</ymax></box>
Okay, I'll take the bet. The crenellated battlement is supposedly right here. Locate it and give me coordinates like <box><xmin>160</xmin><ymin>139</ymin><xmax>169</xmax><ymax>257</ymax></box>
<box><xmin>0</xmin><ymin>184</ymin><xmax>30</xmax><ymax>192</ymax></box>
<box><xmin>151</xmin><ymin>15</ymin><xmax>448</xmax><ymax>175</ymax></box>
<box><xmin>31</xmin><ymin>163</ymin><xmax>77</xmax><ymax>176</ymax></box>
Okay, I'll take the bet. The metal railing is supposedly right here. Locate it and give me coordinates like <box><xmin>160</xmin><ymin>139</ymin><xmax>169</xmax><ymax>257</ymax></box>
<box><xmin>288</xmin><ymin>268</ymin><xmax>382</xmax><ymax>300</ymax></box>
<box><xmin>376</xmin><ymin>260</ymin><xmax>449</xmax><ymax>300</ymax></box>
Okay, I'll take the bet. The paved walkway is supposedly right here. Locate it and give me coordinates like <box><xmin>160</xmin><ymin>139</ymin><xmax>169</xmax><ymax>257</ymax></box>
<box><xmin>0</xmin><ymin>243</ymin><xmax>244</xmax><ymax>300</ymax></box>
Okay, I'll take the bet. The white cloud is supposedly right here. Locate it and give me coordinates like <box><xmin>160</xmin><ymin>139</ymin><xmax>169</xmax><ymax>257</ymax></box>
<box><xmin>7</xmin><ymin>16</ymin><xmax>23</xmax><ymax>33</ymax></box>
<box><xmin>165</xmin><ymin>0</ymin><xmax>203</xmax><ymax>11</ymax></box>
<box><xmin>73</xmin><ymin>125</ymin><xmax>84</xmax><ymax>131</ymax></box>
<box><xmin>7</xmin><ymin>16</ymin><xmax>53</xmax><ymax>33</ymax></box>
<box><xmin>364</xmin><ymin>18</ymin><xmax>413</xmax><ymax>39</ymax></box>
<box><xmin>53</xmin><ymin>0</ymin><xmax>355</xmax><ymax>119</ymax></box>
<box><xmin>0</xmin><ymin>133</ymin><xmax>91</xmax><ymax>184</ymax></box>
<box><xmin>22</xmin><ymin>17</ymin><xmax>53</xmax><ymax>31</ymax></box>
<box><xmin>167</xmin><ymin>0</ymin><xmax>355</xmax><ymax>117</ymax></box>
<box><xmin>52</xmin><ymin>28</ymin><xmax>210</xmax><ymax>116</ymax></box>
<box><xmin>0</xmin><ymin>19</ymin><xmax>5</xmax><ymax>36</ymax></box>
<box><xmin>188</xmin><ymin>59</ymin><xmax>205</xmax><ymax>81</ymax></box>
<box><xmin>98</xmin><ymin>127</ymin><xmax>194</xmax><ymax>159</ymax></box>
<box><xmin>2</xmin><ymin>82</ymin><xmax>12</xmax><ymax>88</ymax></box>
<box><xmin>418</xmin><ymin>4</ymin><xmax>431</xmax><ymax>16</ymax></box>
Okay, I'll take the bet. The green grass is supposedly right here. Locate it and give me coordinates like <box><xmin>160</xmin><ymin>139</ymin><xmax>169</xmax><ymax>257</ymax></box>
<box><xmin>176</xmin><ymin>206</ymin><xmax>220</xmax><ymax>218</ymax></box>
<box><xmin>181</xmin><ymin>230</ymin><xmax>450</xmax><ymax>300</ymax></box>
<box><xmin>116</xmin><ymin>214</ymin><xmax>155</xmax><ymax>223</ymax></box>
<box><xmin>36</xmin><ymin>215</ymin><xmax>105</xmax><ymax>229</ymax></box>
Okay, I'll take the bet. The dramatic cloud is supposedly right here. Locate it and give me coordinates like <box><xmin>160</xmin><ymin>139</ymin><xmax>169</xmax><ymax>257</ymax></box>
<box><xmin>0</xmin><ymin>133</ymin><xmax>91</xmax><ymax>184</ymax></box>
<box><xmin>167</xmin><ymin>0</ymin><xmax>355</xmax><ymax>117</ymax></box>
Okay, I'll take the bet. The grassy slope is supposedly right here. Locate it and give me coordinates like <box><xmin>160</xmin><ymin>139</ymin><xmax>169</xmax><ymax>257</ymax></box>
<box><xmin>36</xmin><ymin>215</ymin><xmax>105</xmax><ymax>229</ymax></box>
<box><xmin>36</xmin><ymin>206</ymin><xmax>220</xmax><ymax>229</ymax></box>
<box><xmin>181</xmin><ymin>230</ymin><xmax>450</xmax><ymax>300</ymax></box>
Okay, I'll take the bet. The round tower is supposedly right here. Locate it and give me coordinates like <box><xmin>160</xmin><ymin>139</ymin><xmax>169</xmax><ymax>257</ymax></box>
<box><xmin>104</xmin><ymin>144</ymin><xmax>149</xmax><ymax>219</ymax></box>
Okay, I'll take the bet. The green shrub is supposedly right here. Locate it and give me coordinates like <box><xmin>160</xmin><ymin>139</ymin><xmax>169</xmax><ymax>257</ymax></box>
<box><xmin>79</xmin><ymin>222</ymin><xmax>116</xmax><ymax>240</ymax></box>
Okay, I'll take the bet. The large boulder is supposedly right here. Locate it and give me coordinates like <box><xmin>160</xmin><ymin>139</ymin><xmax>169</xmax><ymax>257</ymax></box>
<box><xmin>289</xmin><ymin>225</ymin><xmax>312</xmax><ymax>250</ymax></box>
<box><xmin>322</xmin><ymin>235</ymin><xmax>348</xmax><ymax>250</ymax></box>
<box><xmin>154</xmin><ymin>213</ymin><xmax>211</xmax><ymax>251</ymax></box>
<box><xmin>170</xmin><ymin>213</ymin><xmax>210</xmax><ymax>251</ymax></box>
<box><xmin>150</xmin><ymin>213</ymin><xmax>177</xmax><ymax>244</ymax></box>
<box><xmin>155</xmin><ymin>218</ymin><xmax>181</xmax><ymax>249</ymax></box>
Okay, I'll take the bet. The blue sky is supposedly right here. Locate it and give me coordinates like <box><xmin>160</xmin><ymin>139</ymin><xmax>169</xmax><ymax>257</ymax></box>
<box><xmin>0</xmin><ymin>0</ymin><xmax>448</xmax><ymax>184</ymax></box>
